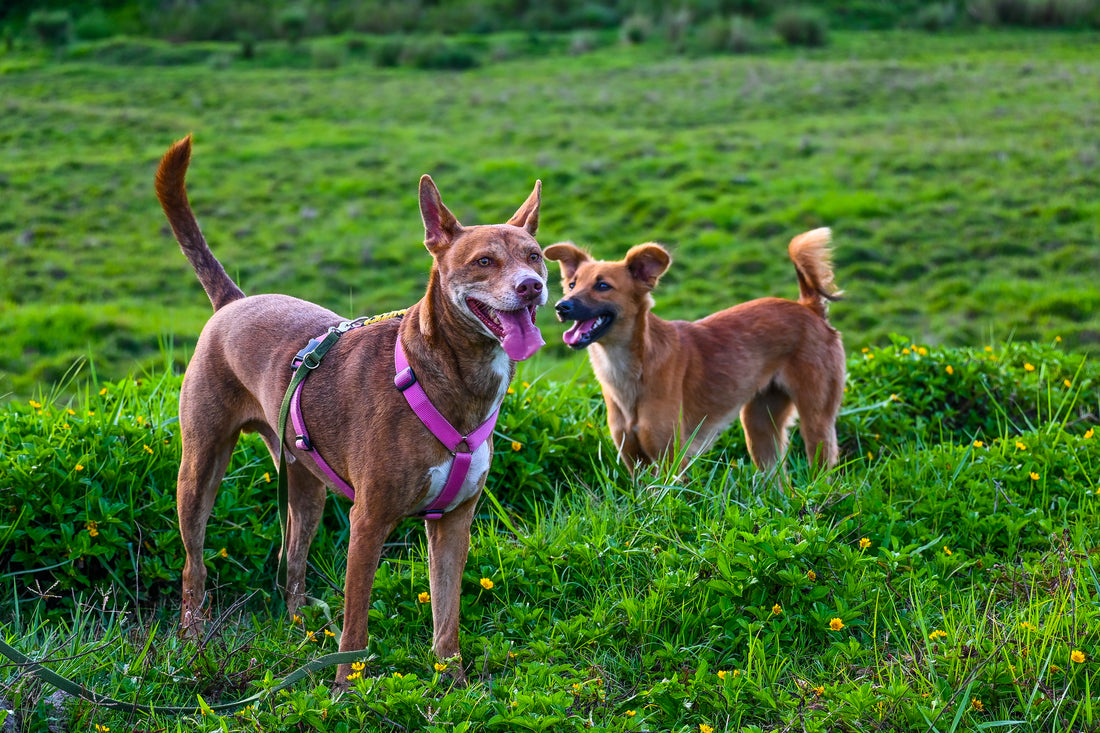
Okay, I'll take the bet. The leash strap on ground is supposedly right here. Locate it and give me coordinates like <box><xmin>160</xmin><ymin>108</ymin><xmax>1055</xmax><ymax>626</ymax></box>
<box><xmin>0</xmin><ymin>636</ymin><xmax>366</xmax><ymax>716</ymax></box>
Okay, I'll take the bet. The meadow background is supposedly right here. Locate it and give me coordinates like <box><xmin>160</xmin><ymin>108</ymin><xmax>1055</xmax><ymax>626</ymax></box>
<box><xmin>1</xmin><ymin>1</ymin><xmax>1099</xmax><ymax>730</ymax></box>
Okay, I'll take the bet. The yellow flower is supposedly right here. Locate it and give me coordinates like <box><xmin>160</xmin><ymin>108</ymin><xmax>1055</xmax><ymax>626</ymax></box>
<box><xmin>1015</xmin><ymin>441</ymin><xmax>1027</xmax><ymax>450</ymax></box>
<box><xmin>971</xmin><ymin>698</ymin><xmax>983</xmax><ymax>711</ymax></box>
<box><xmin>480</xmin><ymin>577</ymin><xmax>494</xmax><ymax>590</ymax></box>
<box><xmin>507</xmin><ymin>387</ymin><xmax>515</xmax><ymax>395</ymax></box>
<box><xmin>1065</xmin><ymin>379</ymin><xmax>1073</xmax><ymax>388</ymax></box>
<box><xmin>1029</xmin><ymin>472</ymin><xmax>1040</xmax><ymax>481</ymax></box>
<box><xmin>67</xmin><ymin>408</ymin><xmax>76</xmax><ymax>415</ymax></box>
<box><xmin>99</xmin><ymin>388</ymin><xmax>108</xmax><ymax>396</ymax></box>
<box><xmin>521</xmin><ymin>381</ymin><xmax>530</xmax><ymax>389</ymax></box>
<box><xmin>807</xmin><ymin>569</ymin><xmax>816</xmax><ymax>582</ymax></box>
<box><xmin>625</xmin><ymin>710</ymin><xmax>636</xmax><ymax>717</ymax></box>
<box><xmin>418</xmin><ymin>591</ymin><xmax>431</xmax><ymax>603</ymax></box>
<box><xmin>929</xmin><ymin>630</ymin><xmax>948</xmax><ymax>640</ymax></box>
<box><xmin>1071</xmin><ymin>650</ymin><xmax>1086</xmax><ymax>664</ymax></box>
<box><xmin>984</xmin><ymin>345</ymin><xmax>993</xmax><ymax>352</ymax></box>
<box><xmin>263</xmin><ymin>472</ymin><xmax>272</xmax><ymax>483</ymax></box>
<box><xmin>86</xmin><ymin>520</ymin><xmax>99</xmax><ymax>537</ymax></box>
<box><xmin>917</xmin><ymin>347</ymin><xmax>928</xmax><ymax>356</ymax></box>
<box><xmin>829</xmin><ymin>617</ymin><xmax>845</xmax><ymax>631</ymax></box>
<box><xmin>1056</xmin><ymin>336</ymin><xmax>1062</xmax><ymax>342</ymax></box>
<box><xmin>95</xmin><ymin>725</ymin><xmax>110</xmax><ymax>732</ymax></box>
<box><xmin>218</xmin><ymin>547</ymin><xmax>228</xmax><ymax>558</ymax></box>
<box><xmin>324</xmin><ymin>629</ymin><xmax>335</xmax><ymax>637</ymax></box>
<box><xmin>772</xmin><ymin>603</ymin><xmax>783</xmax><ymax>616</ymax></box>
<box><xmin>943</xmin><ymin>546</ymin><xmax>952</xmax><ymax>556</ymax></box>
<box><xmin>1019</xmin><ymin>621</ymin><xmax>1037</xmax><ymax>632</ymax></box>
<box><xmin>1085</xmin><ymin>428</ymin><xmax>1094</xmax><ymax>439</ymax></box>
<box><xmin>511</xmin><ymin>441</ymin><xmax>522</xmax><ymax>451</ymax></box>
<box><xmin>143</xmin><ymin>444</ymin><xmax>154</xmax><ymax>454</ymax></box>
<box><xmin>700</xmin><ymin>725</ymin><xmax>714</xmax><ymax>733</ymax></box>
<box><xmin>28</xmin><ymin>400</ymin><xmax>42</xmax><ymax>409</ymax></box>
<box><xmin>859</xmin><ymin>537</ymin><xmax>871</xmax><ymax>550</ymax></box>
<box><xmin>434</xmin><ymin>662</ymin><xmax>448</xmax><ymax>672</ymax></box>
<box><xmin>136</xmin><ymin>415</ymin><xmax>145</xmax><ymax>425</ymax></box>
<box><xmin>61</xmin><ymin>423</ymin><xmax>70</xmax><ymax>430</ymax></box>
<box><xmin>292</xmin><ymin>614</ymin><xmax>302</xmax><ymax>625</ymax></box>
<box><xmin>1024</xmin><ymin>363</ymin><xmax>1035</xmax><ymax>372</ymax></box>
<box><xmin>352</xmin><ymin>661</ymin><xmax>366</xmax><ymax>671</ymax></box>
<box><xmin>812</xmin><ymin>685</ymin><xmax>824</xmax><ymax>697</ymax></box>
<box><xmin>902</xmin><ymin>348</ymin><xmax>910</xmax><ymax>355</ymax></box>
<box><xmin>346</xmin><ymin>671</ymin><xmax>361</xmax><ymax>681</ymax></box>
<box><xmin>75</xmin><ymin>463</ymin><xmax>84</xmax><ymax>471</ymax></box>
<box><xmin>945</xmin><ymin>365</ymin><xmax>954</xmax><ymax>375</ymax></box>
<box><xmin>865</xmin><ymin>352</ymin><xmax>875</xmax><ymax>359</ymax></box>
<box><xmin>973</xmin><ymin>440</ymin><xmax>983</xmax><ymax>448</ymax></box>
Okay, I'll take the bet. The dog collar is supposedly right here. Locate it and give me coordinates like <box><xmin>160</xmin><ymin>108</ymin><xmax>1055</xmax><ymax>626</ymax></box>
<box><xmin>394</xmin><ymin>337</ymin><xmax>501</xmax><ymax>520</ymax></box>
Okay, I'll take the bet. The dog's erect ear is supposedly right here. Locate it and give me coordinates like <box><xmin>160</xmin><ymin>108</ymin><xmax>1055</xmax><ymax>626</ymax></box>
<box><xmin>506</xmin><ymin>180</ymin><xmax>541</xmax><ymax>236</ymax></box>
<box><xmin>419</xmin><ymin>175</ymin><xmax>463</xmax><ymax>253</ymax></box>
<box><xmin>625</xmin><ymin>243</ymin><xmax>671</xmax><ymax>289</ymax></box>
<box><xmin>543</xmin><ymin>242</ymin><xmax>591</xmax><ymax>281</ymax></box>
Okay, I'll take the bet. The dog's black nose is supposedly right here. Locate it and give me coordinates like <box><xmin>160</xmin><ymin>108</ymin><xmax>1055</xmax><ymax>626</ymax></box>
<box><xmin>555</xmin><ymin>300</ymin><xmax>573</xmax><ymax>318</ymax></box>
<box><xmin>516</xmin><ymin>277</ymin><xmax>544</xmax><ymax>301</ymax></box>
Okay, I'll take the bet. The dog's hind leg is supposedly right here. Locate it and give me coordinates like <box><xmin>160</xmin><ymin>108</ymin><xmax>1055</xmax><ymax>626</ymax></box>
<box><xmin>280</xmin><ymin>459</ymin><xmax>327</xmax><ymax>612</ymax></box>
<box><xmin>177</xmin><ymin>423</ymin><xmax>240</xmax><ymax>637</ymax></box>
<box><xmin>740</xmin><ymin>383</ymin><xmax>795</xmax><ymax>472</ymax></box>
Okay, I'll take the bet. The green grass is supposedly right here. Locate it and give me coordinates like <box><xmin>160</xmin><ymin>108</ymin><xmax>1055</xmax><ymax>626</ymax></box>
<box><xmin>1</xmin><ymin>342</ymin><xmax>1097</xmax><ymax>731</ymax></box>
<box><xmin>3</xmin><ymin>30</ymin><xmax>1100</xmax><ymax>397</ymax></box>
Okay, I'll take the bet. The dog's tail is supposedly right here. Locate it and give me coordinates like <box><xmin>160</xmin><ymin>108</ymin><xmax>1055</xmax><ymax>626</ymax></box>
<box><xmin>155</xmin><ymin>135</ymin><xmax>245</xmax><ymax>311</ymax></box>
<box><xmin>789</xmin><ymin>227</ymin><xmax>841</xmax><ymax>320</ymax></box>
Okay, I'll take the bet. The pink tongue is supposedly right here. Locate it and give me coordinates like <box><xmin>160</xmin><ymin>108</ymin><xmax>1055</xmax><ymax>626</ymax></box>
<box><xmin>498</xmin><ymin>308</ymin><xmax>544</xmax><ymax>361</ymax></box>
<box><xmin>563</xmin><ymin>319</ymin><xmax>597</xmax><ymax>346</ymax></box>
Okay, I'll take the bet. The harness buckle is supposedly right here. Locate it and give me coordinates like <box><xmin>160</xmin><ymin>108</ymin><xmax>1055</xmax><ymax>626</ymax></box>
<box><xmin>394</xmin><ymin>366</ymin><xmax>417</xmax><ymax>392</ymax></box>
<box><xmin>295</xmin><ymin>435</ymin><xmax>313</xmax><ymax>451</ymax></box>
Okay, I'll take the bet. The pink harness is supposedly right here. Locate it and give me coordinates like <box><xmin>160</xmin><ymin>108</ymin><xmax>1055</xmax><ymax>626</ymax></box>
<box><xmin>288</xmin><ymin>322</ymin><xmax>501</xmax><ymax>520</ymax></box>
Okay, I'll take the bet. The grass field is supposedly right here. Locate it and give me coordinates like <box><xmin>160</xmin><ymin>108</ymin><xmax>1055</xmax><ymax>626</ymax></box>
<box><xmin>2</xmin><ymin>29</ymin><xmax>1100</xmax><ymax>396</ymax></box>
<box><xmin>1</xmin><ymin>27</ymin><xmax>1099</xmax><ymax>733</ymax></box>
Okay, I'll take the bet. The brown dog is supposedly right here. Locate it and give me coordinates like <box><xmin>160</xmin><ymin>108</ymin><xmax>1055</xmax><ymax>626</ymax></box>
<box><xmin>544</xmin><ymin>229</ymin><xmax>844</xmax><ymax>474</ymax></box>
<box><xmin>155</xmin><ymin>136</ymin><xmax>547</xmax><ymax>683</ymax></box>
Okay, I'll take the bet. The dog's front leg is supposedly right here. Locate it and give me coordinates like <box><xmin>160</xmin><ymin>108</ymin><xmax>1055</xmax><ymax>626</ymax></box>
<box><xmin>425</xmin><ymin>494</ymin><xmax>478</xmax><ymax>684</ymax></box>
<box><xmin>336</xmin><ymin>501</ymin><xmax>400</xmax><ymax>685</ymax></box>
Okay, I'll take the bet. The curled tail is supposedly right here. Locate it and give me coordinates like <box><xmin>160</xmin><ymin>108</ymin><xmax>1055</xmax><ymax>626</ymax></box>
<box><xmin>155</xmin><ymin>135</ymin><xmax>245</xmax><ymax>311</ymax></box>
<box><xmin>788</xmin><ymin>227</ymin><xmax>841</xmax><ymax>320</ymax></box>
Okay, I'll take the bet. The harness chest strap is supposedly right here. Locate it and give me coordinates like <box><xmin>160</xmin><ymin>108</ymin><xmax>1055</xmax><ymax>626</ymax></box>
<box><xmin>393</xmin><ymin>338</ymin><xmax>501</xmax><ymax>520</ymax></box>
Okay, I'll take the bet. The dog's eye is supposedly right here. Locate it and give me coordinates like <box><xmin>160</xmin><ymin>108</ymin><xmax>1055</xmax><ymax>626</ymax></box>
<box><xmin>568</xmin><ymin>281</ymin><xmax>576</xmax><ymax>290</ymax></box>
<box><xmin>595</xmin><ymin>281</ymin><xmax>612</xmax><ymax>291</ymax></box>
<box><xmin>528</xmin><ymin>252</ymin><xmax>542</xmax><ymax>264</ymax></box>
<box><xmin>477</xmin><ymin>257</ymin><xmax>493</xmax><ymax>267</ymax></box>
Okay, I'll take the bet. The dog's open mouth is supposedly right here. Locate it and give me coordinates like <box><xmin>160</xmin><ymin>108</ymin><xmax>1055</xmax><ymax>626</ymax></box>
<box><xmin>562</xmin><ymin>314</ymin><xmax>614</xmax><ymax>349</ymax></box>
<box><xmin>467</xmin><ymin>298</ymin><xmax>544</xmax><ymax>361</ymax></box>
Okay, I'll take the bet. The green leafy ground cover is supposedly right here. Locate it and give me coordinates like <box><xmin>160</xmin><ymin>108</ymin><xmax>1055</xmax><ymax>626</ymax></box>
<box><xmin>2</xmin><ymin>30</ymin><xmax>1100</xmax><ymax>396</ymax></box>
<box><xmin>1</xmin><ymin>341</ymin><xmax>1098</xmax><ymax>731</ymax></box>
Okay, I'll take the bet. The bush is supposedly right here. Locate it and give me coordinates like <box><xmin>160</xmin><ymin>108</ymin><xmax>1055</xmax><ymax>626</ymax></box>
<box><xmin>278</xmin><ymin>5</ymin><xmax>310</xmax><ymax>44</ymax></box>
<box><xmin>773</xmin><ymin>5</ymin><xmax>829</xmax><ymax>46</ymax></box>
<box><xmin>913</xmin><ymin>2</ymin><xmax>959</xmax><ymax>30</ymax></box>
<box><xmin>696</xmin><ymin>14</ymin><xmax>765</xmax><ymax>54</ymax></box>
<box><xmin>619</xmin><ymin>12</ymin><xmax>654</xmax><ymax>44</ymax></box>
<box><xmin>28</xmin><ymin>10</ymin><xmax>72</xmax><ymax>48</ymax></box>
<box><xmin>73</xmin><ymin>7</ymin><xmax>116</xmax><ymax>41</ymax></box>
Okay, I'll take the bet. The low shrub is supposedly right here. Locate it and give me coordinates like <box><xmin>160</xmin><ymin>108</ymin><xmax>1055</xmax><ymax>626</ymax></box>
<box><xmin>773</xmin><ymin>5</ymin><xmax>829</xmax><ymax>46</ymax></box>
<box><xmin>28</xmin><ymin>10</ymin><xmax>72</xmax><ymax>48</ymax></box>
<box><xmin>695</xmin><ymin>14</ymin><xmax>766</xmax><ymax>54</ymax></box>
<box><xmin>73</xmin><ymin>7</ymin><xmax>115</xmax><ymax>41</ymax></box>
<box><xmin>619</xmin><ymin>12</ymin><xmax>654</xmax><ymax>45</ymax></box>
<box><xmin>913</xmin><ymin>2</ymin><xmax>960</xmax><ymax>30</ymax></box>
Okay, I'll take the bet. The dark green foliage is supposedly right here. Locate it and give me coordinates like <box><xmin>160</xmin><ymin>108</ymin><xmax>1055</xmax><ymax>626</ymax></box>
<box><xmin>27</xmin><ymin>9</ymin><xmax>72</xmax><ymax>48</ymax></box>
<box><xmin>912</xmin><ymin>2</ymin><xmax>959</xmax><ymax>31</ymax></box>
<box><xmin>773</xmin><ymin>4</ymin><xmax>829</xmax><ymax>46</ymax></box>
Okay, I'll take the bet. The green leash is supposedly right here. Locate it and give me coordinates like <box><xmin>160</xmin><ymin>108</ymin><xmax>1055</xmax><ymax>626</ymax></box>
<box><xmin>0</xmin><ymin>635</ymin><xmax>367</xmax><ymax>715</ymax></box>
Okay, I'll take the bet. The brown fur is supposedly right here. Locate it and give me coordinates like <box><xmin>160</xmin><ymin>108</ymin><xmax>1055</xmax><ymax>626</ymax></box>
<box><xmin>155</xmin><ymin>135</ymin><xmax>547</xmax><ymax>683</ymax></box>
<box><xmin>544</xmin><ymin>228</ymin><xmax>844</xmax><ymax>474</ymax></box>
